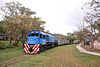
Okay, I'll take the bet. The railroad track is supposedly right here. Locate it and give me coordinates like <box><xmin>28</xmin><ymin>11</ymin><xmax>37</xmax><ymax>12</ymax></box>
<box><xmin>71</xmin><ymin>53</ymin><xmax>79</xmax><ymax>67</ymax></box>
<box><xmin>67</xmin><ymin>48</ymin><xmax>79</xmax><ymax>67</ymax></box>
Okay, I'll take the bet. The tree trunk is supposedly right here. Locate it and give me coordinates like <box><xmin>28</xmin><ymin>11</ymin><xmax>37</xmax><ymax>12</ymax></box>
<box><xmin>13</xmin><ymin>39</ymin><xmax>20</xmax><ymax>47</ymax></box>
<box><xmin>90</xmin><ymin>36</ymin><xmax>94</xmax><ymax>49</ymax></box>
<box><xmin>90</xmin><ymin>40</ymin><xmax>94</xmax><ymax>49</ymax></box>
<box><xmin>80</xmin><ymin>41</ymin><xmax>84</xmax><ymax>45</ymax></box>
<box><xmin>8</xmin><ymin>35</ymin><xmax>12</xmax><ymax>45</ymax></box>
<box><xmin>9</xmin><ymin>38</ymin><xmax>12</xmax><ymax>45</ymax></box>
<box><xmin>21</xmin><ymin>33</ymin><xmax>26</xmax><ymax>45</ymax></box>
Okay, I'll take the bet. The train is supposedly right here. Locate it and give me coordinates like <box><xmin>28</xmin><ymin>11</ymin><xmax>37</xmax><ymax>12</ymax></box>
<box><xmin>23</xmin><ymin>30</ymin><xmax>70</xmax><ymax>54</ymax></box>
<box><xmin>0</xmin><ymin>35</ymin><xmax>8</xmax><ymax>40</ymax></box>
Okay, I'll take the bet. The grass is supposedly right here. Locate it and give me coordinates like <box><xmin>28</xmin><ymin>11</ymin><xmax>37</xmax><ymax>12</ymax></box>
<box><xmin>0</xmin><ymin>41</ymin><xmax>22</xmax><ymax>49</ymax></box>
<box><xmin>8</xmin><ymin>44</ymin><xmax>100</xmax><ymax>67</ymax></box>
<box><xmin>10</xmin><ymin>47</ymin><xmax>61</xmax><ymax>67</ymax></box>
<box><xmin>0</xmin><ymin>47</ymin><xmax>23</xmax><ymax>62</ymax></box>
<box><xmin>73</xmin><ymin>45</ymin><xmax>100</xmax><ymax>67</ymax></box>
<box><xmin>0</xmin><ymin>44</ymin><xmax>100</xmax><ymax>67</ymax></box>
<box><xmin>0</xmin><ymin>41</ymin><xmax>23</xmax><ymax>63</ymax></box>
<box><xmin>0</xmin><ymin>41</ymin><xmax>12</xmax><ymax>49</ymax></box>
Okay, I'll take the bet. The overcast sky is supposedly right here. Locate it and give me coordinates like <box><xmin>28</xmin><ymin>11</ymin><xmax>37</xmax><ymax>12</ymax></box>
<box><xmin>0</xmin><ymin>0</ymin><xmax>91</xmax><ymax>35</ymax></box>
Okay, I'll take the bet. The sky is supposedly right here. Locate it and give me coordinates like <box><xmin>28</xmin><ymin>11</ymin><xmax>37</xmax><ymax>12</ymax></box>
<box><xmin>0</xmin><ymin>0</ymin><xmax>92</xmax><ymax>35</ymax></box>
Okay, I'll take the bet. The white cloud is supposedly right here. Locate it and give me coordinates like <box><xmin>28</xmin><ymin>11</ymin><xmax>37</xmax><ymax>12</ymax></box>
<box><xmin>0</xmin><ymin>0</ymin><xmax>92</xmax><ymax>35</ymax></box>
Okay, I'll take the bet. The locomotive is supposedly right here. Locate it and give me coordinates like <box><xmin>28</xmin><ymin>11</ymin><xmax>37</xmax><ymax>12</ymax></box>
<box><xmin>24</xmin><ymin>30</ymin><xmax>69</xmax><ymax>54</ymax></box>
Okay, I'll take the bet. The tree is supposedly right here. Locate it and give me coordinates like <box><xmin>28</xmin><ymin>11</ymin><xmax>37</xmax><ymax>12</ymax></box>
<box><xmin>0</xmin><ymin>1</ymin><xmax>36</xmax><ymax>18</ymax></box>
<box><xmin>31</xmin><ymin>16</ymin><xmax>45</xmax><ymax>31</ymax></box>
<box><xmin>0</xmin><ymin>21</ymin><xmax>5</xmax><ymax>34</ymax></box>
<box><xmin>0</xmin><ymin>1</ymin><xmax>36</xmax><ymax>46</ymax></box>
<box><xmin>0</xmin><ymin>1</ymin><xmax>45</xmax><ymax>46</ymax></box>
<box><xmin>82</xmin><ymin>0</ymin><xmax>100</xmax><ymax>33</ymax></box>
<box><xmin>66</xmin><ymin>33</ymin><xmax>77</xmax><ymax>43</ymax></box>
<box><xmin>82</xmin><ymin>0</ymin><xmax>100</xmax><ymax>48</ymax></box>
<box><xmin>73</xmin><ymin>31</ymin><xmax>84</xmax><ymax>42</ymax></box>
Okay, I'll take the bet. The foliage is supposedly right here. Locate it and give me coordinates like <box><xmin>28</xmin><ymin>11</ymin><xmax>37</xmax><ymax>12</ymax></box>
<box><xmin>66</xmin><ymin>33</ymin><xmax>77</xmax><ymax>41</ymax></box>
<box><xmin>0</xmin><ymin>1</ymin><xmax>36</xmax><ymax>18</ymax></box>
<box><xmin>31</xmin><ymin>16</ymin><xmax>45</xmax><ymax>31</ymax></box>
<box><xmin>74</xmin><ymin>28</ymin><xmax>91</xmax><ymax>42</ymax></box>
<box><xmin>0</xmin><ymin>1</ymin><xmax>46</xmax><ymax>46</ymax></box>
<box><xmin>82</xmin><ymin>0</ymin><xmax>100</xmax><ymax>33</ymax></box>
<box><xmin>82</xmin><ymin>0</ymin><xmax>100</xmax><ymax>48</ymax></box>
<box><xmin>0</xmin><ymin>21</ymin><xmax>5</xmax><ymax>34</ymax></box>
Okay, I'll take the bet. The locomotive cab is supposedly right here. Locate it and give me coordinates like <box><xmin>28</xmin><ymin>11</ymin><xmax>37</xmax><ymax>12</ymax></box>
<box><xmin>27</xmin><ymin>31</ymin><xmax>40</xmax><ymax>45</ymax></box>
<box><xmin>27</xmin><ymin>30</ymin><xmax>47</xmax><ymax>45</ymax></box>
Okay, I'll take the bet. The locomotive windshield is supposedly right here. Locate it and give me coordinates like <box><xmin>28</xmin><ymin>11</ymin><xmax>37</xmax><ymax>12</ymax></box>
<box><xmin>28</xmin><ymin>33</ymin><xmax>39</xmax><ymax>37</ymax></box>
<box><xmin>35</xmin><ymin>33</ymin><xmax>39</xmax><ymax>36</ymax></box>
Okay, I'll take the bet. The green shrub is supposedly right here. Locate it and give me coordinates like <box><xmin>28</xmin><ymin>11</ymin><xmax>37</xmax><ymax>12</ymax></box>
<box><xmin>0</xmin><ymin>41</ymin><xmax>14</xmax><ymax>49</ymax></box>
<box><xmin>0</xmin><ymin>42</ymin><xmax>6</xmax><ymax>49</ymax></box>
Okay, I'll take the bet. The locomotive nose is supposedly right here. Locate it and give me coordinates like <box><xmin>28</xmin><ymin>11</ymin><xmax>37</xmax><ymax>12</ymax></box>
<box><xmin>29</xmin><ymin>45</ymin><xmax>33</xmax><ymax>52</ymax></box>
<box><xmin>29</xmin><ymin>47</ymin><xmax>33</xmax><ymax>52</ymax></box>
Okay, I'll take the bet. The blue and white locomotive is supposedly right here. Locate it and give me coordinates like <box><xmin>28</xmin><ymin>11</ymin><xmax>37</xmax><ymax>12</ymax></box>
<box><xmin>24</xmin><ymin>30</ymin><xmax>58</xmax><ymax>54</ymax></box>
